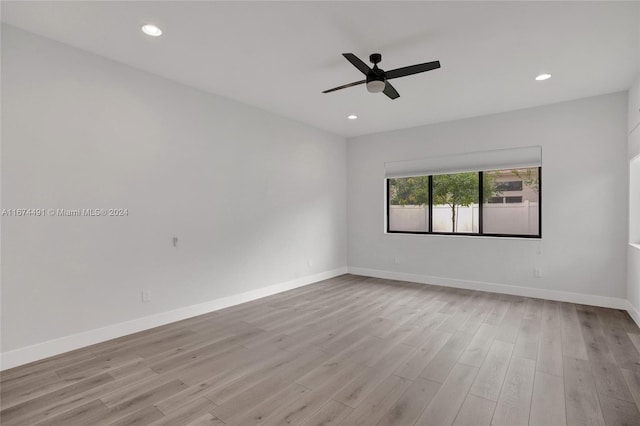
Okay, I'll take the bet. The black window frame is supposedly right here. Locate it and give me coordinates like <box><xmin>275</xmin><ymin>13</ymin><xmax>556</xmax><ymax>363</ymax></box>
<box><xmin>386</xmin><ymin>167</ymin><xmax>542</xmax><ymax>239</ymax></box>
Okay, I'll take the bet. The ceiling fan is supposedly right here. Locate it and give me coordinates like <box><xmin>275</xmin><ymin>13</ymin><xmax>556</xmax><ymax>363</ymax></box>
<box><xmin>323</xmin><ymin>53</ymin><xmax>441</xmax><ymax>100</ymax></box>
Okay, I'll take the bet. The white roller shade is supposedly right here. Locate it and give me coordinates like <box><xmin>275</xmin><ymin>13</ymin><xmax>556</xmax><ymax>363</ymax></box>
<box><xmin>384</xmin><ymin>146</ymin><xmax>542</xmax><ymax>178</ymax></box>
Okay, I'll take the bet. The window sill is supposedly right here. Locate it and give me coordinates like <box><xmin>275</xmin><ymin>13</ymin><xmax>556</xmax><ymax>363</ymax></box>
<box><xmin>385</xmin><ymin>231</ymin><xmax>541</xmax><ymax>241</ymax></box>
<box><xmin>631</xmin><ymin>243</ymin><xmax>640</xmax><ymax>251</ymax></box>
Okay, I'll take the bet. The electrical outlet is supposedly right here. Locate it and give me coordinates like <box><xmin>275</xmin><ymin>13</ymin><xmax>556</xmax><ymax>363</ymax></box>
<box><xmin>142</xmin><ymin>291</ymin><xmax>152</xmax><ymax>302</ymax></box>
<box><xmin>534</xmin><ymin>268</ymin><xmax>542</xmax><ymax>278</ymax></box>
<box><xmin>394</xmin><ymin>255</ymin><xmax>400</xmax><ymax>264</ymax></box>
<box><xmin>307</xmin><ymin>259</ymin><xmax>312</xmax><ymax>268</ymax></box>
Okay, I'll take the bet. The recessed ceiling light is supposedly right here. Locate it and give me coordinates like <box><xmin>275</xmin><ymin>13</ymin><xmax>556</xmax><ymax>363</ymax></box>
<box><xmin>535</xmin><ymin>73</ymin><xmax>551</xmax><ymax>81</ymax></box>
<box><xmin>347</xmin><ymin>115</ymin><xmax>358</xmax><ymax>120</ymax></box>
<box><xmin>141</xmin><ymin>24</ymin><xmax>162</xmax><ymax>37</ymax></box>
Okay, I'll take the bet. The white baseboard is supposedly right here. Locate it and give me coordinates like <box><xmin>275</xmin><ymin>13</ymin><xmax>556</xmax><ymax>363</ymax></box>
<box><xmin>0</xmin><ymin>267</ymin><xmax>347</xmax><ymax>371</ymax></box>
<box><xmin>348</xmin><ymin>266</ymin><xmax>628</xmax><ymax>310</ymax></box>
<box><xmin>627</xmin><ymin>301</ymin><xmax>640</xmax><ymax>328</ymax></box>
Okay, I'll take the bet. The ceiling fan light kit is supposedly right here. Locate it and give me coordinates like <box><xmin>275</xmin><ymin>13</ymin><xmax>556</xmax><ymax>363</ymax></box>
<box><xmin>323</xmin><ymin>52</ymin><xmax>441</xmax><ymax>100</ymax></box>
<box><xmin>366</xmin><ymin>80</ymin><xmax>385</xmax><ymax>93</ymax></box>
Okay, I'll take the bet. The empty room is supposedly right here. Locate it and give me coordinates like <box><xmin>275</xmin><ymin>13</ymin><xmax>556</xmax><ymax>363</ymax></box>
<box><xmin>1</xmin><ymin>1</ymin><xmax>640</xmax><ymax>425</ymax></box>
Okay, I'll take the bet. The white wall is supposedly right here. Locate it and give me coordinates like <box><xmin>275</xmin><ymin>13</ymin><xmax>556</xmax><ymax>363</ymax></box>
<box><xmin>0</xmin><ymin>26</ymin><xmax>347</xmax><ymax>361</ymax></box>
<box><xmin>628</xmin><ymin>73</ymin><xmax>640</xmax><ymax>323</ymax></box>
<box><xmin>348</xmin><ymin>93</ymin><xmax>628</xmax><ymax>304</ymax></box>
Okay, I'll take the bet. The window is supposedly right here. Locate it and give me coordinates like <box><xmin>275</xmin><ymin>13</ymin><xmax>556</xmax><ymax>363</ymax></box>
<box><xmin>386</xmin><ymin>166</ymin><xmax>541</xmax><ymax>238</ymax></box>
<box><xmin>388</xmin><ymin>176</ymin><xmax>429</xmax><ymax>232</ymax></box>
<box><xmin>432</xmin><ymin>172</ymin><xmax>479</xmax><ymax>233</ymax></box>
<box><xmin>483</xmin><ymin>168</ymin><xmax>539</xmax><ymax>236</ymax></box>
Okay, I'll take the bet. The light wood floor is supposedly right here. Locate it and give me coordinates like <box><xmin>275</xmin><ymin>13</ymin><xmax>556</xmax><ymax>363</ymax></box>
<box><xmin>2</xmin><ymin>274</ymin><xmax>640</xmax><ymax>426</ymax></box>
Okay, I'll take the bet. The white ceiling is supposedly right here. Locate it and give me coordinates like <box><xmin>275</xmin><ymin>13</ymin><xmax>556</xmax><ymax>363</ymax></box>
<box><xmin>2</xmin><ymin>1</ymin><xmax>639</xmax><ymax>137</ymax></box>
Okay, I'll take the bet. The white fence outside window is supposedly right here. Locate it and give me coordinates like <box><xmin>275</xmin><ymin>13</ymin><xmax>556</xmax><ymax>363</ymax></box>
<box><xmin>389</xmin><ymin>201</ymin><xmax>539</xmax><ymax>234</ymax></box>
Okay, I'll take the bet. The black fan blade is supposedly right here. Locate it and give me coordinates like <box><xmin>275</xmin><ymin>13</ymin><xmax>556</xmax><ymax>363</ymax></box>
<box><xmin>386</xmin><ymin>60</ymin><xmax>441</xmax><ymax>80</ymax></box>
<box><xmin>383</xmin><ymin>81</ymin><xmax>400</xmax><ymax>99</ymax></box>
<box><xmin>342</xmin><ymin>53</ymin><xmax>371</xmax><ymax>75</ymax></box>
<box><xmin>322</xmin><ymin>80</ymin><xmax>366</xmax><ymax>93</ymax></box>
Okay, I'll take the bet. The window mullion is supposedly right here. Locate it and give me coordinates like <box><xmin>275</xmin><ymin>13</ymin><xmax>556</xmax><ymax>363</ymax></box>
<box><xmin>428</xmin><ymin>175</ymin><xmax>433</xmax><ymax>233</ymax></box>
<box><xmin>478</xmin><ymin>171</ymin><xmax>483</xmax><ymax>235</ymax></box>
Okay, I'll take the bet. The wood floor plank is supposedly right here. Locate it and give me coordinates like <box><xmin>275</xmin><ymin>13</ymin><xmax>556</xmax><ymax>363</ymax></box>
<box><xmin>621</xmin><ymin>367</ymin><xmax>640</xmax><ymax>410</ymax></box>
<box><xmin>453</xmin><ymin>394</ymin><xmax>496</xmax><ymax>426</ymax></box>
<box><xmin>577</xmin><ymin>308</ymin><xmax>617</xmax><ymax>365</ymax></box>
<box><xmin>415</xmin><ymin>363</ymin><xmax>479</xmax><ymax>426</ymax></box>
<box><xmin>536</xmin><ymin>300</ymin><xmax>563</xmax><ymax>377</ymax></box>
<box><xmin>33</xmin><ymin>399</ymin><xmax>110</xmax><ymax>426</ymax></box>
<box><xmin>590</xmin><ymin>361</ymin><xmax>635</xmax><ymax>403</ymax></box>
<box><xmin>230</xmin><ymin>383</ymin><xmax>309</xmax><ymax>426</ymax></box>
<box><xmin>301</xmin><ymin>400</ymin><xmax>351</xmax><ymax>426</ymax></box>
<box><xmin>0</xmin><ymin>373</ymin><xmax>116</xmax><ymax>426</ymax></box>
<box><xmin>459</xmin><ymin>294</ymin><xmax>494</xmax><ymax>335</ymax></box>
<box><xmin>494</xmin><ymin>299</ymin><xmax>526</xmax><ymax>344</ymax></box>
<box><xmin>598</xmin><ymin>394</ymin><xmax>640</xmax><ymax>426</ymax></box>
<box><xmin>261</xmin><ymin>359</ymin><xmax>365</xmax><ymax>426</ymax></box>
<box><xmin>101</xmin><ymin>379</ymin><xmax>188</xmax><ymax>422</ymax></box>
<box><xmin>459</xmin><ymin>324</ymin><xmax>496</xmax><ymax>368</ymax></box>
<box><xmin>5</xmin><ymin>368</ymin><xmax>156</xmax><ymax>426</ymax></box>
<box><xmin>628</xmin><ymin>332</ymin><xmax>640</xmax><ymax>353</ymax></box>
<box><xmin>339</xmin><ymin>335</ymin><xmax>385</xmax><ymax>365</ymax></box>
<box><xmin>0</xmin><ymin>371</ymin><xmax>80</xmax><ymax>410</ymax></box>
<box><xmin>148</xmin><ymin>337</ymin><xmax>244</xmax><ymax>375</ymax></box>
<box><xmin>338</xmin><ymin>374</ymin><xmax>411</xmax><ymax>426</ymax></box>
<box><xmin>150</xmin><ymin>397</ymin><xmax>217</xmax><ymax>426</ymax></box>
<box><xmin>55</xmin><ymin>353</ymin><xmax>143</xmax><ymax>381</ymax></box>
<box><xmin>559</xmin><ymin>302</ymin><xmax>589</xmax><ymax>361</ymax></box>
<box><xmin>596</xmin><ymin>307</ymin><xmax>640</xmax><ymax>335</ymax></box>
<box><xmin>419</xmin><ymin>331</ymin><xmax>473</xmax><ymax>383</ymax></box>
<box><xmin>394</xmin><ymin>330</ymin><xmax>451</xmax><ymax>379</ymax></box>
<box><xmin>176</xmin><ymin>342</ymin><xmax>283</xmax><ymax>386</ymax></box>
<box><xmin>153</xmin><ymin>376</ymin><xmax>223</xmax><ymax>414</ymax></box>
<box><xmin>599</xmin><ymin>322</ymin><xmax>640</xmax><ymax>370</ymax></box>
<box><xmin>483</xmin><ymin>296</ymin><xmax>510</xmax><ymax>326</ymax></box>
<box><xmin>1</xmin><ymin>349</ymin><xmax>96</xmax><ymax>385</ymax></box>
<box><xmin>199</xmin><ymin>347</ymin><xmax>299</xmax><ymax>405</ymax></box>
<box><xmin>297</xmin><ymin>355</ymin><xmax>361</xmax><ymax>391</ymax></box>
<box><xmin>109</xmin><ymin>405</ymin><xmax>165</xmax><ymax>426</ymax></box>
<box><xmin>375</xmin><ymin>378</ymin><xmax>440</xmax><ymax>426</ymax></box>
<box><xmin>469</xmin><ymin>340</ymin><xmax>514</xmax><ymax>402</ymax></box>
<box><xmin>564</xmin><ymin>357</ymin><xmax>605</xmax><ymax>426</ymax></box>
<box><xmin>491</xmin><ymin>356</ymin><xmax>535</xmax><ymax>426</ymax></box>
<box><xmin>184</xmin><ymin>413</ymin><xmax>225</xmax><ymax>426</ymax></box>
<box><xmin>529</xmin><ymin>371</ymin><xmax>566</xmax><ymax>426</ymax></box>
<box><xmin>333</xmin><ymin>342</ymin><xmax>415</xmax><ymax>408</ymax></box>
<box><xmin>523</xmin><ymin>298</ymin><xmax>544</xmax><ymax>321</ymax></box>
<box><xmin>211</xmin><ymin>349</ymin><xmax>327</xmax><ymax>422</ymax></box>
<box><xmin>512</xmin><ymin>318</ymin><xmax>540</xmax><ymax>361</ymax></box>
